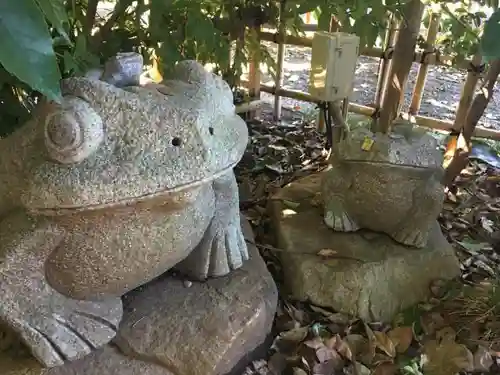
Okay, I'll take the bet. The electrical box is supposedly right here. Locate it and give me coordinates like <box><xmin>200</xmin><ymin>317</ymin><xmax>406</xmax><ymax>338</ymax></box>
<box><xmin>309</xmin><ymin>31</ymin><xmax>360</xmax><ymax>102</ymax></box>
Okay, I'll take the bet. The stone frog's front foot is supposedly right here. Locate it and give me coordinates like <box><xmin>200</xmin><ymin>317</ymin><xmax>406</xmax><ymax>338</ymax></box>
<box><xmin>0</xmin><ymin>211</ymin><xmax>122</xmax><ymax>368</ymax></box>
<box><xmin>389</xmin><ymin>170</ymin><xmax>445</xmax><ymax>248</ymax></box>
<box><xmin>321</xmin><ymin>167</ymin><xmax>360</xmax><ymax>232</ymax></box>
<box><xmin>176</xmin><ymin>170</ymin><xmax>249</xmax><ymax>280</ymax></box>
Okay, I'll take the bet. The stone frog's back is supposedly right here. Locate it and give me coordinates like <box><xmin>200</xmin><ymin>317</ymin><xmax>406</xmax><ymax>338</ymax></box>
<box><xmin>0</xmin><ymin>57</ymin><xmax>250</xmax><ymax>368</ymax></box>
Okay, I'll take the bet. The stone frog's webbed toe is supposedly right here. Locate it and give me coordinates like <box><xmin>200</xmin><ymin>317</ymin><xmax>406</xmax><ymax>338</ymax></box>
<box><xmin>175</xmin><ymin>170</ymin><xmax>249</xmax><ymax>280</ymax></box>
<box><xmin>0</xmin><ymin>211</ymin><xmax>122</xmax><ymax>368</ymax></box>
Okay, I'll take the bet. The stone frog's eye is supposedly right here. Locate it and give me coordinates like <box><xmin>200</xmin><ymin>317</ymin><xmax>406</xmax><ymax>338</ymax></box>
<box><xmin>44</xmin><ymin>96</ymin><xmax>104</xmax><ymax>164</ymax></box>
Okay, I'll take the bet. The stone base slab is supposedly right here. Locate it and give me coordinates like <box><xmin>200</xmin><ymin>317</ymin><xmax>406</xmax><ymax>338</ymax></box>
<box><xmin>268</xmin><ymin>172</ymin><xmax>460</xmax><ymax>322</ymax></box>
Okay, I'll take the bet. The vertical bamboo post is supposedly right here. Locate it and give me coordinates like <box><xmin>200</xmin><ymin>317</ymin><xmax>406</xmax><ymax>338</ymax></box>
<box><xmin>377</xmin><ymin>0</ymin><xmax>425</xmax><ymax>133</ymax></box>
<box><xmin>443</xmin><ymin>53</ymin><xmax>482</xmax><ymax>168</ymax></box>
<box><xmin>247</xmin><ymin>27</ymin><xmax>262</xmax><ymax>120</ymax></box>
<box><xmin>375</xmin><ymin>17</ymin><xmax>400</xmax><ymax>111</ymax></box>
<box><xmin>408</xmin><ymin>11</ymin><xmax>440</xmax><ymax>115</ymax></box>
<box><xmin>374</xmin><ymin>14</ymin><xmax>396</xmax><ymax>107</ymax></box>
<box><xmin>273</xmin><ymin>0</ymin><xmax>287</xmax><ymax>121</ymax></box>
<box><xmin>305</xmin><ymin>12</ymin><xmax>311</xmax><ymax>24</ymax></box>
<box><xmin>451</xmin><ymin>53</ymin><xmax>483</xmax><ymax>132</ymax></box>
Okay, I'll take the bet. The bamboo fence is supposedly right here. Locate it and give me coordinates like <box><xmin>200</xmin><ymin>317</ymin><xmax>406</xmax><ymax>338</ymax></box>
<box><xmin>242</xmin><ymin>9</ymin><xmax>500</xmax><ymax>141</ymax></box>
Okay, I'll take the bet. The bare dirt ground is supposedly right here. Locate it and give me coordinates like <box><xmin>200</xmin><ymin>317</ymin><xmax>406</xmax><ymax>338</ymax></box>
<box><xmin>256</xmin><ymin>43</ymin><xmax>500</xmax><ymax>130</ymax></box>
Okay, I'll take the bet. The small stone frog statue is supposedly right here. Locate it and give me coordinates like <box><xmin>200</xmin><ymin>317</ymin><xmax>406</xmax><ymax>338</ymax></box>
<box><xmin>0</xmin><ymin>54</ymin><xmax>249</xmax><ymax>367</ymax></box>
<box><xmin>321</xmin><ymin>119</ymin><xmax>446</xmax><ymax>248</ymax></box>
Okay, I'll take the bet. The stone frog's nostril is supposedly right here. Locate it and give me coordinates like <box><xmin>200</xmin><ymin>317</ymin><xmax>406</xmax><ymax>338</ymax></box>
<box><xmin>208</xmin><ymin>127</ymin><xmax>214</xmax><ymax>136</ymax></box>
<box><xmin>171</xmin><ymin>137</ymin><xmax>182</xmax><ymax>147</ymax></box>
<box><xmin>44</xmin><ymin>96</ymin><xmax>104</xmax><ymax>164</ymax></box>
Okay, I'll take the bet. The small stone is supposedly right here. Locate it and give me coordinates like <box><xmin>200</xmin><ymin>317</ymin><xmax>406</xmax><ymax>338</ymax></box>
<box><xmin>183</xmin><ymin>280</ymin><xmax>193</xmax><ymax>288</ymax></box>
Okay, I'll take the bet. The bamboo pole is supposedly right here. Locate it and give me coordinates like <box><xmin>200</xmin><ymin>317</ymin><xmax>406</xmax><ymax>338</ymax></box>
<box><xmin>374</xmin><ymin>14</ymin><xmax>398</xmax><ymax>107</ymax></box>
<box><xmin>235</xmin><ymin>99</ymin><xmax>265</xmax><ymax>113</ymax></box>
<box><xmin>259</xmin><ymin>31</ymin><xmax>472</xmax><ymax>70</ymax></box>
<box><xmin>409</xmin><ymin>11</ymin><xmax>441</xmax><ymax>115</ymax></box>
<box><xmin>247</xmin><ymin>28</ymin><xmax>262</xmax><ymax>120</ymax></box>
<box><xmin>451</xmin><ymin>53</ymin><xmax>483</xmax><ymax>132</ymax></box>
<box><xmin>442</xmin><ymin>53</ymin><xmax>483</xmax><ymax>170</ymax></box>
<box><xmin>273</xmin><ymin>0</ymin><xmax>287</xmax><ymax>120</ymax></box>
<box><xmin>305</xmin><ymin>12</ymin><xmax>311</xmax><ymax>24</ymax></box>
<box><xmin>239</xmin><ymin>80</ymin><xmax>500</xmax><ymax>140</ymax></box>
<box><xmin>378</xmin><ymin>0</ymin><xmax>425</xmax><ymax>133</ymax></box>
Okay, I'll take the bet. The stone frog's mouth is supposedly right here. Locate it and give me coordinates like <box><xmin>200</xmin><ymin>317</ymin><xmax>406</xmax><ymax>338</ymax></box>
<box><xmin>26</xmin><ymin>162</ymin><xmax>238</xmax><ymax>216</ymax></box>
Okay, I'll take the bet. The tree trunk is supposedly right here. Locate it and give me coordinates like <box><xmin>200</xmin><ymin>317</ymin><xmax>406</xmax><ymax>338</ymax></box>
<box><xmin>443</xmin><ymin>59</ymin><xmax>500</xmax><ymax>187</ymax></box>
<box><xmin>376</xmin><ymin>0</ymin><xmax>425</xmax><ymax>133</ymax></box>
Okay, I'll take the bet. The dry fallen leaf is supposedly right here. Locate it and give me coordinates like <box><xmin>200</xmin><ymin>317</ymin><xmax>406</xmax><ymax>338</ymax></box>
<box><xmin>421</xmin><ymin>312</ymin><xmax>447</xmax><ymax>335</ymax></box>
<box><xmin>435</xmin><ymin>326</ymin><xmax>457</xmax><ymax>344</ymax></box>
<box><xmin>352</xmin><ymin>361</ymin><xmax>371</xmax><ymax>375</ymax></box>
<box><xmin>344</xmin><ymin>334</ymin><xmax>369</xmax><ymax>359</ymax></box>
<box><xmin>315</xmin><ymin>346</ymin><xmax>340</xmax><ymax>363</ymax></box>
<box><xmin>387</xmin><ymin>326</ymin><xmax>413</xmax><ymax>354</ymax></box>
<box><xmin>422</xmin><ymin>339</ymin><xmax>474</xmax><ymax>375</ymax></box>
<box><xmin>372</xmin><ymin>362</ymin><xmax>398</xmax><ymax>375</ymax></box>
<box><xmin>373</xmin><ymin>331</ymin><xmax>396</xmax><ymax>358</ymax></box>
<box><xmin>472</xmin><ymin>345</ymin><xmax>494</xmax><ymax>372</ymax></box>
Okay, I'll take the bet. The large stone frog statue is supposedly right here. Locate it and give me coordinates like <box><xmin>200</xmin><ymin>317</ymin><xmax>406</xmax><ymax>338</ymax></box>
<box><xmin>321</xmin><ymin>120</ymin><xmax>445</xmax><ymax>248</ymax></box>
<box><xmin>0</xmin><ymin>55</ymin><xmax>249</xmax><ymax>367</ymax></box>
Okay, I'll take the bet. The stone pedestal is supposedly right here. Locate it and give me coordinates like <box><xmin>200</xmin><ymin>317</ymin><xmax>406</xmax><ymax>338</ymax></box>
<box><xmin>268</xmin><ymin>173</ymin><xmax>460</xmax><ymax>322</ymax></box>
<box><xmin>0</xmin><ymin>220</ymin><xmax>278</xmax><ymax>375</ymax></box>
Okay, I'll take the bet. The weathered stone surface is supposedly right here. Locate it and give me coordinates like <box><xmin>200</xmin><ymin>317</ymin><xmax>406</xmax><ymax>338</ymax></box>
<box><xmin>0</xmin><ymin>218</ymin><xmax>277</xmax><ymax>375</ymax></box>
<box><xmin>270</xmin><ymin>173</ymin><xmax>460</xmax><ymax>322</ymax></box>
<box><xmin>322</xmin><ymin>122</ymin><xmax>445</xmax><ymax>248</ymax></box>
<box><xmin>115</xmin><ymin>218</ymin><xmax>278</xmax><ymax>375</ymax></box>
<box><xmin>0</xmin><ymin>56</ymin><xmax>250</xmax><ymax>368</ymax></box>
<box><xmin>0</xmin><ymin>346</ymin><xmax>169</xmax><ymax>375</ymax></box>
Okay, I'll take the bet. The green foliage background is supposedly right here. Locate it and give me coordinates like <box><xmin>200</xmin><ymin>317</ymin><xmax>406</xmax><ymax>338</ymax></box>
<box><xmin>1</xmin><ymin>0</ymin><xmax>500</xmax><ymax>137</ymax></box>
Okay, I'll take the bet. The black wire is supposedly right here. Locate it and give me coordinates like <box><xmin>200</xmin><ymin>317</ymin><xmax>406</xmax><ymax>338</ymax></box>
<box><xmin>316</xmin><ymin>101</ymin><xmax>333</xmax><ymax>149</ymax></box>
<box><xmin>325</xmin><ymin>103</ymin><xmax>333</xmax><ymax>149</ymax></box>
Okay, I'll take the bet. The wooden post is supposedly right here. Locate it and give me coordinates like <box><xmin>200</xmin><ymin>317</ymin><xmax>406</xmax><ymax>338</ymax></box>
<box><xmin>247</xmin><ymin>28</ymin><xmax>262</xmax><ymax>120</ymax></box>
<box><xmin>442</xmin><ymin>53</ymin><xmax>482</xmax><ymax>170</ymax></box>
<box><xmin>273</xmin><ymin>0</ymin><xmax>287</xmax><ymax>121</ymax></box>
<box><xmin>408</xmin><ymin>11</ymin><xmax>440</xmax><ymax>115</ymax></box>
<box><xmin>444</xmin><ymin>59</ymin><xmax>500</xmax><ymax>186</ymax></box>
<box><xmin>377</xmin><ymin>0</ymin><xmax>425</xmax><ymax>133</ymax></box>
<box><xmin>305</xmin><ymin>12</ymin><xmax>311</xmax><ymax>24</ymax></box>
<box><xmin>374</xmin><ymin>14</ymin><xmax>398</xmax><ymax>108</ymax></box>
<box><xmin>452</xmin><ymin>53</ymin><xmax>483</xmax><ymax>132</ymax></box>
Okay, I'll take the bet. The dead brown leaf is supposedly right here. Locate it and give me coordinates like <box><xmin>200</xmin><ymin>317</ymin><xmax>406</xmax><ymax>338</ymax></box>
<box><xmin>371</xmin><ymin>362</ymin><xmax>398</xmax><ymax>375</ymax></box>
<box><xmin>344</xmin><ymin>334</ymin><xmax>370</xmax><ymax>360</ymax></box>
<box><xmin>472</xmin><ymin>345</ymin><xmax>494</xmax><ymax>372</ymax></box>
<box><xmin>373</xmin><ymin>331</ymin><xmax>396</xmax><ymax>358</ymax></box>
<box><xmin>312</xmin><ymin>357</ymin><xmax>345</xmax><ymax>375</ymax></box>
<box><xmin>387</xmin><ymin>326</ymin><xmax>413</xmax><ymax>354</ymax></box>
<box><xmin>422</xmin><ymin>339</ymin><xmax>474</xmax><ymax>375</ymax></box>
<box><xmin>315</xmin><ymin>346</ymin><xmax>340</xmax><ymax>363</ymax></box>
<box><xmin>421</xmin><ymin>312</ymin><xmax>447</xmax><ymax>335</ymax></box>
<box><xmin>435</xmin><ymin>326</ymin><xmax>457</xmax><ymax>344</ymax></box>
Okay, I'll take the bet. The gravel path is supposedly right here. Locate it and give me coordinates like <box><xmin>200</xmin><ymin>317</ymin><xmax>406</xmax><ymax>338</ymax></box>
<box><xmin>256</xmin><ymin>43</ymin><xmax>500</xmax><ymax>130</ymax></box>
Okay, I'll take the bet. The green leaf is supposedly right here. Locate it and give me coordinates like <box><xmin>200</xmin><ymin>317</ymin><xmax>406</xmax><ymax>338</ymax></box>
<box><xmin>34</xmin><ymin>0</ymin><xmax>69</xmax><ymax>41</ymax></box>
<box><xmin>0</xmin><ymin>0</ymin><xmax>62</xmax><ymax>102</ymax></box>
<box><xmin>480</xmin><ymin>9</ymin><xmax>500</xmax><ymax>62</ymax></box>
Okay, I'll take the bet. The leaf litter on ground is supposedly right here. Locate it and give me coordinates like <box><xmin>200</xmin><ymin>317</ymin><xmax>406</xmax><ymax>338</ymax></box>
<box><xmin>237</xmin><ymin>108</ymin><xmax>500</xmax><ymax>375</ymax></box>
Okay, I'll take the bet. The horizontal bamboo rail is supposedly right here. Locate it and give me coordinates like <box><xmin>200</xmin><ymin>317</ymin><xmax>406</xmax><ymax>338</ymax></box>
<box><xmin>240</xmin><ymin>80</ymin><xmax>500</xmax><ymax>140</ymax></box>
<box><xmin>259</xmin><ymin>31</ymin><xmax>474</xmax><ymax>71</ymax></box>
